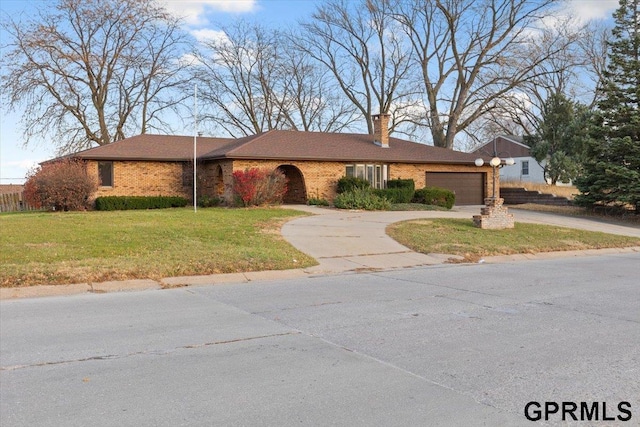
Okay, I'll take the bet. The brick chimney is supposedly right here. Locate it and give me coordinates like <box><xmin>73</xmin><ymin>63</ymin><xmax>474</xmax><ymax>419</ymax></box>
<box><xmin>372</xmin><ymin>113</ymin><xmax>390</xmax><ymax>148</ymax></box>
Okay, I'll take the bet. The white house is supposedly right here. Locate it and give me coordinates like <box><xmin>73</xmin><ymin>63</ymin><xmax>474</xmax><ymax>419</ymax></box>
<box><xmin>472</xmin><ymin>135</ymin><xmax>547</xmax><ymax>184</ymax></box>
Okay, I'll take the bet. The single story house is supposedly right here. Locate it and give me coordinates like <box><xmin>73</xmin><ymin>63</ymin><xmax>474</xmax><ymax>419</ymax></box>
<box><xmin>62</xmin><ymin>114</ymin><xmax>496</xmax><ymax>205</ymax></box>
<box><xmin>473</xmin><ymin>135</ymin><xmax>550</xmax><ymax>185</ymax></box>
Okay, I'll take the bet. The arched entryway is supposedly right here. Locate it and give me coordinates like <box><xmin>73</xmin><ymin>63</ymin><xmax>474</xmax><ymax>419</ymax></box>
<box><xmin>277</xmin><ymin>165</ymin><xmax>307</xmax><ymax>204</ymax></box>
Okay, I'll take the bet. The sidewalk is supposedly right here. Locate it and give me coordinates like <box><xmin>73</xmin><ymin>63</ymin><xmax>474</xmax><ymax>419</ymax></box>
<box><xmin>2</xmin><ymin>205</ymin><xmax>639</xmax><ymax>299</ymax></box>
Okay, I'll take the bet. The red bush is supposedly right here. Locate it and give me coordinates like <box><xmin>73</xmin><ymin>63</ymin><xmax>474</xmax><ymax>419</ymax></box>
<box><xmin>23</xmin><ymin>159</ymin><xmax>98</xmax><ymax>211</ymax></box>
<box><xmin>232</xmin><ymin>168</ymin><xmax>288</xmax><ymax>206</ymax></box>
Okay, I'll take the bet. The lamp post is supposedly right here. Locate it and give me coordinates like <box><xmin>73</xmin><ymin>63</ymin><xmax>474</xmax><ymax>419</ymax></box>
<box><xmin>474</xmin><ymin>138</ymin><xmax>515</xmax><ymax>201</ymax></box>
<box><xmin>472</xmin><ymin>138</ymin><xmax>516</xmax><ymax>229</ymax></box>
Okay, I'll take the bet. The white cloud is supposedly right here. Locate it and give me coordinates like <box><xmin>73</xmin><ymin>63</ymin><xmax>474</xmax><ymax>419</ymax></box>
<box><xmin>565</xmin><ymin>0</ymin><xmax>618</xmax><ymax>23</ymax></box>
<box><xmin>160</xmin><ymin>1</ymin><xmax>258</xmax><ymax>25</ymax></box>
<box><xmin>190</xmin><ymin>28</ymin><xmax>230</xmax><ymax>44</ymax></box>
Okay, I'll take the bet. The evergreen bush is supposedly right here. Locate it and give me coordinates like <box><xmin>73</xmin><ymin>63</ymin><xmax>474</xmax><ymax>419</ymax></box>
<box><xmin>336</xmin><ymin>176</ymin><xmax>371</xmax><ymax>194</ymax></box>
<box><xmin>333</xmin><ymin>188</ymin><xmax>391</xmax><ymax>210</ymax></box>
<box><xmin>94</xmin><ymin>196</ymin><xmax>189</xmax><ymax>210</ymax></box>
<box><xmin>412</xmin><ymin>187</ymin><xmax>455</xmax><ymax>209</ymax></box>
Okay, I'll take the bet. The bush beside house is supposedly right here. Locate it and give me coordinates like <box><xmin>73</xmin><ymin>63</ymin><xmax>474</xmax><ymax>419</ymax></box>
<box><xmin>413</xmin><ymin>187</ymin><xmax>456</xmax><ymax>209</ymax></box>
<box><xmin>232</xmin><ymin>168</ymin><xmax>288</xmax><ymax>207</ymax></box>
<box><xmin>23</xmin><ymin>159</ymin><xmax>97</xmax><ymax>211</ymax></box>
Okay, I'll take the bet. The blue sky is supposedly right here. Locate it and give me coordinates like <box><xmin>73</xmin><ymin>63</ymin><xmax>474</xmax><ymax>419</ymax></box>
<box><xmin>0</xmin><ymin>0</ymin><xmax>617</xmax><ymax>184</ymax></box>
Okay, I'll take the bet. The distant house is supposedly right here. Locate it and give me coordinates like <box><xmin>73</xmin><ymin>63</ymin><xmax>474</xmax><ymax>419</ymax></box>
<box><xmin>50</xmin><ymin>114</ymin><xmax>496</xmax><ymax>205</ymax></box>
<box><xmin>472</xmin><ymin>135</ymin><xmax>547</xmax><ymax>184</ymax></box>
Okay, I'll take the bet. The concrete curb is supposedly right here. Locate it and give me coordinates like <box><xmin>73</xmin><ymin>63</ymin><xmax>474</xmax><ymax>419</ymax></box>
<box><xmin>2</xmin><ymin>246</ymin><xmax>639</xmax><ymax>300</ymax></box>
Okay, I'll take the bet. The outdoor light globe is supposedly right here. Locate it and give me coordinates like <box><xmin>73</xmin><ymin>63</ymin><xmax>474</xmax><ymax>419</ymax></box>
<box><xmin>474</xmin><ymin>158</ymin><xmax>484</xmax><ymax>167</ymax></box>
<box><xmin>505</xmin><ymin>157</ymin><xmax>515</xmax><ymax>166</ymax></box>
<box><xmin>490</xmin><ymin>157</ymin><xmax>501</xmax><ymax>167</ymax></box>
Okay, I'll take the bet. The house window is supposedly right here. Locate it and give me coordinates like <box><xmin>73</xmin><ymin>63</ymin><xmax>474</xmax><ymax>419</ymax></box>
<box><xmin>182</xmin><ymin>162</ymin><xmax>194</xmax><ymax>188</ymax></box>
<box><xmin>521</xmin><ymin>161</ymin><xmax>529</xmax><ymax>176</ymax></box>
<box><xmin>98</xmin><ymin>161</ymin><xmax>113</xmax><ymax>187</ymax></box>
<box><xmin>345</xmin><ymin>165</ymin><xmax>355</xmax><ymax>178</ymax></box>
<box><xmin>345</xmin><ymin>164</ymin><xmax>388</xmax><ymax>189</ymax></box>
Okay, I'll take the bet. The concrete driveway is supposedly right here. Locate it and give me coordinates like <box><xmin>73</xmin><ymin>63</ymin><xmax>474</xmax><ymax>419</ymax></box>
<box><xmin>282</xmin><ymin>205</ymin><xmax>640</xmax><ymax>274</ymax></box>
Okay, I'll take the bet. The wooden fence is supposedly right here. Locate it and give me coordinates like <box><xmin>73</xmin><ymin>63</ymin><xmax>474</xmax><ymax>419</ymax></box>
<box><xmin>0</xmin><ymin>192</ymin><xmax>38</xmax><ymax>212</ymax></box>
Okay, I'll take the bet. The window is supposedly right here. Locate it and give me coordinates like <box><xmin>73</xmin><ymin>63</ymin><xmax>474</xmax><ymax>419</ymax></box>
<box><xmin>345</xmin><ymin>164</ymin><xmax>388</xmax><ymax>189</ymax></box>
<box><xmin>345</xmin><ymin>165</ymin><xmax>355</xmax><ymax>178</ymax></box>
<box><xmin>98</xmin><ymin>161</ymin><xmax>113</xmax><ymax>186</ymax></box>
<box><xmin>521</xmin><ymin>160</ymin><xmax>529</xmax><ymax>176</ymax></box>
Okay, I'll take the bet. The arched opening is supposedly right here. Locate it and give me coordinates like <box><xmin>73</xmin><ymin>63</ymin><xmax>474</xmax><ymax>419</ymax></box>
<box><xmin>277</xmin><ymin>165</ymin><xmax>307</xmax><ymax>204</ymax></box>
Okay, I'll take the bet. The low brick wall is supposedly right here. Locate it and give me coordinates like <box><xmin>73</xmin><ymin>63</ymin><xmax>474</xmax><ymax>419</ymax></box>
<box><xmin>501</xmin><ymin>187</ymin><xmax>571</xmax><ymax>206</ymax></box>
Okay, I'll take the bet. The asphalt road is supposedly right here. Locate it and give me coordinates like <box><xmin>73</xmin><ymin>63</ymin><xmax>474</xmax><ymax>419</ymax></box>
<box><xmin>1</xmin><ymin>252</ymin><xmax>639</xmax><ymax>426</ymax></box>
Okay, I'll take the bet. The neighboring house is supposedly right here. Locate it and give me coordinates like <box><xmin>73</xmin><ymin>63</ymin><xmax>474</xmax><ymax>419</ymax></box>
<box><xmin>472</xmin><ymin>135</ymin><xmax>547</xmax><ymax>184</ymax></box>
<box><xmin>55</xmin><ymin>114</ymin><xmax>496</xmax><ymax>205</ymax></box>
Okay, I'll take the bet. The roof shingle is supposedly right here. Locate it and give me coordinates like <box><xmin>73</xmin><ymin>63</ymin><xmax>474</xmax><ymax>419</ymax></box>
<box><xmin>71</xmin><ymin>130</ymin><xmax>480</xmax><ymax>165</ymax></box>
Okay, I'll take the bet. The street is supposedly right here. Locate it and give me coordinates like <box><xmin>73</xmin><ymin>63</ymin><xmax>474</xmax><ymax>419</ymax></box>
<box><xmin>1</xmin><ymin>253</ymin><xmax>639</xmax><ymax>426</ymax></box>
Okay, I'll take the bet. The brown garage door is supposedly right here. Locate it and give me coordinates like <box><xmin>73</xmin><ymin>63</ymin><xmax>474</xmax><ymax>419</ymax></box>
<box><xmin>425</xmin><ymin>172</ymin><xmax>484</xmax><ymax>205</ymax></box>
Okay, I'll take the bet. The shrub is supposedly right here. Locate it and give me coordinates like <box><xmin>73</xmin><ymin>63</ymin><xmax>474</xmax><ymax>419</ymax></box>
<box><xmin>337</xmin><ymin>176</ymin><xmax>371</xmax><ymax>194</ymax></box>
<box><xmin>198</xmin><ymin>195</ymin><xmax>223</xmax><ymax>208</ymax></box>
<box><xmin>23</xmin><ymin>159</ymin><xmax>97</xmax><ymax>211</ymax></box>
<box><xmin>232</xmin><ymin>168</ymin><xmax>288</xmax><ymax>207</ymax></box>
<box><xmin>386</xmin><ymin>178</ymin><xmax>415</xmax><ymax>191</ymax></box>
<box><xmin>373</xmin><ymin>187</ymin><xmax>414</xmax><ymax>203</ymax></box>
<box><xmin>94</xmin><ymin>196</ymin><xmax>189</xmax><ymax>211</ymax></box>
<box><xmin>412</xmin><ymin>187</ymin><xmax>455</xmax><ymax>209</ymax></box>
<box><xmin>333</xmin><ymin>188</ymin><xmax>391</xmax><ymax>210</ymax></box>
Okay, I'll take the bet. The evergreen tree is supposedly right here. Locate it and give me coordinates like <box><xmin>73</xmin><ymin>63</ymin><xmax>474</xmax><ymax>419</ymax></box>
<box><xmin>575</xmin><ymin>0</ymin><xmax>640</xmax><ymax>212</ymax></box>
<box><xmin>525</xmin><ymin>92</ymin><xmax>589</xmax><ymax>185</ymax></box>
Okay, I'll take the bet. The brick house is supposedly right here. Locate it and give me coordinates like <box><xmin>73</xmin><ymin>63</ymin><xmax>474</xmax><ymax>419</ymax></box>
<box><xmin>65</xmin><ymin>114</ymin><xmax>496</xmax><ymax>205</ymax></box>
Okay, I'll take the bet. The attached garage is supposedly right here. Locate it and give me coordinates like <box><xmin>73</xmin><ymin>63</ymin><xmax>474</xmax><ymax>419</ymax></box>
<box><xmin>425</xmin><ymin>172</ymin><xmax>485</xmax><ymax>205</ymax></box>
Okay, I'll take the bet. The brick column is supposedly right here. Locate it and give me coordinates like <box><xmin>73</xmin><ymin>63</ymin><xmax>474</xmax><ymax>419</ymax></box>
<box><xmin>473</xmin><ymin>198</ymin><xmax>515</xmax><ymax>229</ymax></box>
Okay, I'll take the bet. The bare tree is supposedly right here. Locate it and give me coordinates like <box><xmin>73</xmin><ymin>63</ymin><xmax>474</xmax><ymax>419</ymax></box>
<box><xmin>192</xmin><ymin>21</ymin><xmax>282</xmax><ymax>137</ymax></box>
<box><xmin>275</xmin><ymin>38</ymin><xmax>360</xmax><ymax>133</ymax></box>
<box><xmin>576</xmin><ymin>20</ymin><xmax>611</xmax><ymax>108</ymax></box>
<box><xmin>1</xmin><ymin>0</ymin><xmax>190</xmax><ymax>153</ymax></box>
<box><xmin>193</xmin><ymin>21</ymin><xmax>358</xmax><ymax>137</ymax></box>
<box><xmin>475</xmin><ymin>17</ymin><xmax>611</xmax><ymax>145</ymax></box>
<box><xmin>298</xmin><ymin>0</ymin><xmax>417</xmax><ymax>134</ymax></box>
<box><xmin>392</xmin><ymin>0</ymin><xmax>572</xmax><ymax>149</ymax></box>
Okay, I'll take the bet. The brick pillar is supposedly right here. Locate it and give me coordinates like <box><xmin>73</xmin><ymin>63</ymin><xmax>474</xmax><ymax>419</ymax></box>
<box><xmin>473</xmin><ymin>197</ymin><xmax>515</xmax><ymax>229</ymax></box>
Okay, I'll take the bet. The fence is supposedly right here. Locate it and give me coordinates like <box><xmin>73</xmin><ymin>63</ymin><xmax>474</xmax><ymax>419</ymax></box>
<box><xmin>0</xmin><ymin>192</ymin><xmax>38</xmax><ymax>212</ymax></box>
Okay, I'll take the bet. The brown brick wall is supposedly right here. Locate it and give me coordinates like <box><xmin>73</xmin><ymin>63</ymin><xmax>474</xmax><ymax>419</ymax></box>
<box><xmin>232</xmin><ymin>160</ymin><xmax>345</xmax><ymax>201</ymax></box>
<box><xmin>87</xmin><ymin>160</ymin><xmax>190</xmax><ymax>199</ymax></box>
<box><xmin>86</xmin><ymin>159</ymin><xmax>496</xmax><ymax>204</ymax></box>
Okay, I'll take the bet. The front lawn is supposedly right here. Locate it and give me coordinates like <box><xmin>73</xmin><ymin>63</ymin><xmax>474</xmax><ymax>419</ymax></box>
<box><xmin>387</xmin><ymin>218</ymin><xmax>640</xmax><ymax>262</ymax></box>
<box><xmin>0</xmin><ymin>208</ymin><xmax>316</xmax><ymax>287</ymax></box>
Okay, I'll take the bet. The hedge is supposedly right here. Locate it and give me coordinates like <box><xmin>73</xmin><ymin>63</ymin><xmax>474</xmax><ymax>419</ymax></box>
<box><xmin>412</xmin><ymin>187</ymin><xmax>455</xmax><ymax>209</ymax></box>
<box><xmin>333</xmin><ymin>188</ymin><xmax>392</xmax><ymax>210</ymax></box>
<box><xmin>373</xmin><ymin>187</ymin><xmax>414</xmax><ymax>203</ymax></box>
<box><xmin>337</xmin><ymin>176</ymin><xmax>371</xmax><ymax>194</ymax></box>
<box><xmin>94</xmin><ymin>196</ymin><xmax>189</xmax><ymax>211</ymax></box>
<box><xmin>386</xmin><ymin>178</ymin><xmax>415</xmax><ymax>191</ymax></box>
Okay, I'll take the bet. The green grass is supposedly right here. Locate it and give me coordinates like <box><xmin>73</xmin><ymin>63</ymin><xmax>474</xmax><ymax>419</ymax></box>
<box><xmin>0</xmin><ymin>208</ymin><xmax>316</xmax><ymax>287</ymax></box>
<box><xmin>387</xmin><ymin>218</ymin><xmax>640</xmax><ymax>262</ymax></box>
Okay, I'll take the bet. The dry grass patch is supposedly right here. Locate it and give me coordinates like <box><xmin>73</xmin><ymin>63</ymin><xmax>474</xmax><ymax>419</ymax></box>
<box><xmin>0</xmin><ymin>208</ymin><xmax>317</xmax><ymax>287</ymax></box>
<box><xmin>388</xmin><ymin>218</ymin><xmax>640</xmax><ymax>262</ymax></box>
